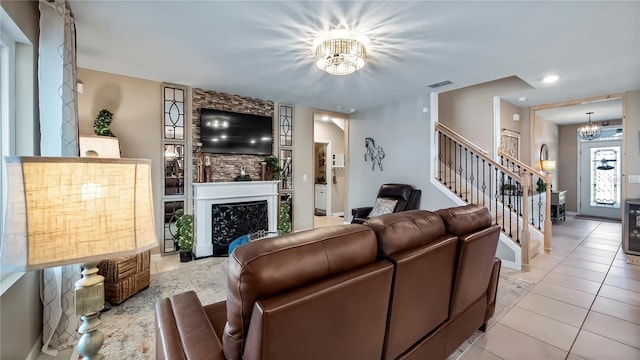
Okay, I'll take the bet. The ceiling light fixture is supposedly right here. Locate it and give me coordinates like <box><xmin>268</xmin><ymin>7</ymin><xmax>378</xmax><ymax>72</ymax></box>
<box><xmin>315</xmin><ymin>33</ymin><xmax>367</xmax><ymax>76</ymax></box>
<box><xmin>579</xmin><ymin>112</ymin><xmax>600</xmax><ymax>141</ymax></box>
<box><xmin>543</xmin><ymin>75</ymin><xmax>559</xmax><ymax>83</ymax></box>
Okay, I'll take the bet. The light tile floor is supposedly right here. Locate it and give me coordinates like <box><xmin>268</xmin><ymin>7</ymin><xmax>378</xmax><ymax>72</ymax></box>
<box><xmin>466</xmin><ymin>216</ymin><xmax>640</xmax><ymax>360</ymax></box>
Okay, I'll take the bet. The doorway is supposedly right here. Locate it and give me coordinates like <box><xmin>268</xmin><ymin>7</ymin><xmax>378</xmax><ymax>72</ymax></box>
<box><xmin>579</xmin><ymin>129</ymin><xmax>623</xmax><ymax>219</ymax></box>
<box><xmin>313</xmin><ymin>112</ymin><xmax>348</xmax><ymax>228</ymax></box>
<box><xmin>314</xmin><ymin>141</ymin><xmax>331</xmax><ymax>217</ymax></box>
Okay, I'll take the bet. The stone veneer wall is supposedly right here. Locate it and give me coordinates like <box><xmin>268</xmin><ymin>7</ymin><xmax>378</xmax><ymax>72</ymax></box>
<box><xmin>192</xmin><ymin>88</ymin><xmax>275</xmax><ymax>182</ymax></box>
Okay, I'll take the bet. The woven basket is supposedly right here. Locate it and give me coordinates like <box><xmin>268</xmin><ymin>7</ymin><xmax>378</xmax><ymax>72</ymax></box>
<box><xmin>98</xmin><ymin>250</ymin><xmax>151</xmax><ymax>305</ymax></box>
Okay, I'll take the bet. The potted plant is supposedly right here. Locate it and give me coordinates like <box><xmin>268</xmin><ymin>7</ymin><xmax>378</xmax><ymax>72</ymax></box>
<box><xmin>264</xmin><ymin>155</ymin><xmax>282</xmax><ymax>180</ymax></box>
<box><xmin>174</xmin><ymin>209</ymin><xmax>194</xmax><ymax>262</ymax></box>
<box><xmin>501</xmin><ymin>183</ymin><xmax>517</xmax><ymax>196</ymax></box>
<box><xmin>278</xmin><ymin>202</ymin><xmax>291</xmax><ymax>234</ymax></box>
<box><xmin>536</xmin><ymin>178</ymin><xmax>547</xmax><ymax>193</ymax></box>
<box><xmin>94</xmin><ymin>109</ymin><xmax>116</xmax><ymax>137</ymax></box>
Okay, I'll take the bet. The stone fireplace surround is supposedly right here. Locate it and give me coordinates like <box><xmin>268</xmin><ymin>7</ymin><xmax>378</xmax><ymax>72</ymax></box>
<box><xmin>191</xmin><ymin>88</ymin><xmax>275</xmax><ymax>182</ymax></box>
<box><xmin>190</xmin><ymin>89</ymin><xmax>280</xmax><ymax>258</ymax></box>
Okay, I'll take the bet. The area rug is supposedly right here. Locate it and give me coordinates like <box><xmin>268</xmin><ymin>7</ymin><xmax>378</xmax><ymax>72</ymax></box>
<box><xmin>97</xmin><ymin>258</ymin><xmax>534</xmax><ymax>359</ymax></box>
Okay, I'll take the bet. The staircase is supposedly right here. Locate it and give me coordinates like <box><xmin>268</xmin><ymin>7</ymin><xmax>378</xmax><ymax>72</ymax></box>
<box><xmin>434</xmin><ymin>122</ymin><xmax>553</xmax><ymax>271</ymax></box>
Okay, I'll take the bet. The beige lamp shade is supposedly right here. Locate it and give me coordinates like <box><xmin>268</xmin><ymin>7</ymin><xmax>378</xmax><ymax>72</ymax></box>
<box><xmin>540</xmin><ymin>160</ymin><xmax>556</xmax><ymax>172</ymax></box>
<box><xmin>1</xmin><ymin>157</ymin><xmax>157</xmax><ymax>271</ymax></box>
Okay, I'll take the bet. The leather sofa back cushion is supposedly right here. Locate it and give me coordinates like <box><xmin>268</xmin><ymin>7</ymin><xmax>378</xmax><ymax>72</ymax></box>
<box><xmin>436</xmin><ymin>204</ymin><xmax>492</xmax><ymax>236</ymax></box>
<box><xmin>378</xmin><ymin>183</ymin><xmax>414</xmax><ymax>201</ymax></box>
<box><xmin>223</xmin><ymin>224</ymin><xmax>378</xmax><ymax>360</ymax></box>
<box><xmin>365</xmin><ymin>210</ymin><xmax>447</xmax><ymax>256</ymax></box>
<box><xmin>449</xmin><ymin>225</ymin><xmax>501</xmax><ymax>318</ymax></box>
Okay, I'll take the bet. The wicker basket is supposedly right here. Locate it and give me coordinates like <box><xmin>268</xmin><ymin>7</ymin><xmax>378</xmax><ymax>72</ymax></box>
<box><xmin>98</xmin><ymin>250</ymin><xmax>151</xmax><ymax>305</ymax></box>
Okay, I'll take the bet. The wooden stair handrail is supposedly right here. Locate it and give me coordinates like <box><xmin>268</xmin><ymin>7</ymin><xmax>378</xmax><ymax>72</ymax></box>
<box><xmin>497</xmin><ymin>149</ymin><xmax>546</xmax><ymax>178</ymax></box>
<box><xmin>436</xmin><ymin>122</ymin><xmax>520</xmax><ymax>180</ymax></box>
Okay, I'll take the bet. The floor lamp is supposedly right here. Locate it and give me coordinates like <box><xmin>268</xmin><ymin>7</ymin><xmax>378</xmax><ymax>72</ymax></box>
<box><xmin>1</xmin><ymin>157</ymin><xmax>157</xmax><ymax>359</ymax></box>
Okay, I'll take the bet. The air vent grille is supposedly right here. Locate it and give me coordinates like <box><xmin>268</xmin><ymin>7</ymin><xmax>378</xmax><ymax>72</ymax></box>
<box><xmin>427</xmin><ymin>80</ymin><xmax>453</xmax><ymax>89</ymax></box>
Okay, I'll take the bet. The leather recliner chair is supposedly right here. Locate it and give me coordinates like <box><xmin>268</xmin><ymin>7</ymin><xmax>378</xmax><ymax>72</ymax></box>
<box><xmin>351</xmin><ymin>183</ymin><xmax>422</xmax><ymax>224</ymax></box>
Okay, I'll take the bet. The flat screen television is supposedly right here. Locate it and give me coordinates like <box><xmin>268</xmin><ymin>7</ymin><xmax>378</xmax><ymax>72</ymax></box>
<box><xmin>199</xmin><ymin>108</ymin><xmax>273</xmax><ymax>155</ymax></box>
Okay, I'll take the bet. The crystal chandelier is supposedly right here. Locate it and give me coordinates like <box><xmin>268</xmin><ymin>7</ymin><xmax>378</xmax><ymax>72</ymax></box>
<box><xmin>578</xmin><ymin>112</ymin><xmax>600</xmax><ymax>141</ymax></box>
<box><xmin>315</xmin><ymin>38</ymin><xmax>366</xmax><ymax>76</ymax></box>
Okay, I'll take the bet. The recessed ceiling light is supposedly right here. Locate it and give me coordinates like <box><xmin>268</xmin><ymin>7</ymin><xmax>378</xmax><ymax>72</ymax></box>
<box><xmin>518</xmin><ymin>97</ymin><xmax>527</xmax><ymax>102</ymax></box>
<box><xmin>336</xmin><ymin>105</ymin><xmax>343</xmax><ymax>110</ymax></box>
<box><xmin>349</xmin><ymin>108</ymin><xmax>356</xmax><ymax>113</ymax></box>
<box><xmin>322</xmin><ymin>115</ymin><xmax>329</xmax><ymax>121</ymax></box>
<box><xmin>543</xmin><ymin>75</ymin><xmax>559</xmax><ymax>83</ymax></box>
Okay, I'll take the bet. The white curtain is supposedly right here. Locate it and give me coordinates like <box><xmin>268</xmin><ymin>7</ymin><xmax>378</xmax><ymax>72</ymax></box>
<box><xmin>38</xmin><ymin>0</ymin><xmax>81</xmax><ymax>355</ymax></box>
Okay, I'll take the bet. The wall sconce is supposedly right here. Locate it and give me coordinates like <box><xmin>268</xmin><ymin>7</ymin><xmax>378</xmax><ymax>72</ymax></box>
<box><xmin>540</xmin><ymin>144</ymin><xmax>556</xmax><ymax>172</ymax></box>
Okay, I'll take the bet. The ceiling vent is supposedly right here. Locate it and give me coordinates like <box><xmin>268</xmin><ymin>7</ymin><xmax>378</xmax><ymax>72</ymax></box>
<box><xmin>427</xmin><ymin>80</ymin><xmax>453</xmax><ymax>89</ymax></box>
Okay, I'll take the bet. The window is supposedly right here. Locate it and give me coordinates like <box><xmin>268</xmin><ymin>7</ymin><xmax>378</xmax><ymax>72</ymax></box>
<box><xmin>0</xmin><ymin>32</ymin><xmax>16</xmax><ymax>286</ymax></box>
<box><xmin>0</xmin><ymin>8</ymin><xmax>35</xmax><ymax>292</ymax></box>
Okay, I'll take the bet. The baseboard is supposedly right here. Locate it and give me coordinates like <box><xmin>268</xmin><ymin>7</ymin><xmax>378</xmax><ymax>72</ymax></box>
<box><xmin>566</xmin><ymin>211</ymin><xmax>578</xmax><ymax>216</ymax></box>
<box><xmin>25</xmin><ymin>335</ymin><xmax>41</xmax><ymax>360</ymax></box>
<box><xmin>331</xmin><ymin>212</ymin><xmax>345</xmax><ymax>217</ymax></box>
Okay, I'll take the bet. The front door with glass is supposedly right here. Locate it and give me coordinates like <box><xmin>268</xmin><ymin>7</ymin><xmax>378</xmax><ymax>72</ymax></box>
<box><xmin>579</xmin><ymin>138</ymin><xmax>622</xmax><ymax>220</ymax></box>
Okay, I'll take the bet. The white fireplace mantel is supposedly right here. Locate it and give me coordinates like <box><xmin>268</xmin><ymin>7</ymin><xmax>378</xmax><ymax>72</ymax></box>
<box><xmin>192</xmin><ymin>181</ymin><xmax>280</xmax><ymax>258</ymax></box>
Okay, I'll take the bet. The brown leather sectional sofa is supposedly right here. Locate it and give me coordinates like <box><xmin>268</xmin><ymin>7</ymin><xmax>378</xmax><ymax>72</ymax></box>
<box><xmin>155</xmin><ymin>204</ymin><xmax>501</xmax><ymax>360</ymax></box>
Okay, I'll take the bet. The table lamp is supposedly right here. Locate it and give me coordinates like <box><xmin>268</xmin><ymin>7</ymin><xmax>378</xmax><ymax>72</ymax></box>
<box><xmin>1</xmin><ymin>157</ymin><xmax>157</xmax><ymax>359</ymax></box>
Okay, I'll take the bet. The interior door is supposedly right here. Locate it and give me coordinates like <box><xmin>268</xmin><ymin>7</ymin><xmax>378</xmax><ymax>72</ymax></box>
<box><xmin>579</xmin><ymin>139</ymin><xmax>622</xmax><ymax>219</ymax></box>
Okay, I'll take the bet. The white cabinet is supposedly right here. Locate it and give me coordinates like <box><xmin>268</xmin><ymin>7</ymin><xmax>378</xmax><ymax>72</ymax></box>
<box><xmin>315</xmin><ymin>184</ymin><xmax>327</xmax><ymax>215</ymax></box>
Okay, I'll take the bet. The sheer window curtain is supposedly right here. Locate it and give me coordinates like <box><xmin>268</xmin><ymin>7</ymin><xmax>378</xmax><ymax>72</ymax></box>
<box><xmin>38</xmin><ymin>0</ymin><xmax>81</xmax><ymax>355</ymax></box>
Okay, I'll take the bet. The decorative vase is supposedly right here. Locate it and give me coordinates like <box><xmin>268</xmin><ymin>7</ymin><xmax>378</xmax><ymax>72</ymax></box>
<box><xmin>260</xmin><ymin>162</ymin><xmax>267</xmax><ymax>181</ymax></box>
<box><xmin>179</xmin><ymin>251</ymin><xmax>192</xmax><ymax>262</ymax></box>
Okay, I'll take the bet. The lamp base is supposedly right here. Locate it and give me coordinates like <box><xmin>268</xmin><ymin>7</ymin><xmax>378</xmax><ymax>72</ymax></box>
<box><xmin>76</xmin><ymin>262</ymin><xmax>106</xmax><ymax>360</ymax></box>
<box><xmin>77</xmin><ymin>312</ymin><xmax>104</xmax><ymax>360</ymax></box>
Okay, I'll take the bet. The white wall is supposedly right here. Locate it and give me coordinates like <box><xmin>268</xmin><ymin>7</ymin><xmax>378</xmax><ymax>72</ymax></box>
<box><xmin>291</xmin><ymin>105</ymin><xmax>314</xmax><ymax>230</ymax></box>
<box><xmin>77</xmin><ymin>68</ymin><xmax>164</xmax><ymax>251</ymax></box>
<box><xmin>439</xmin><ymin>76</ymin><xmax>533</xmax><ymax>156</ymax></box>
<box><xmin>347</xmin><ymin>94</ymin><xmax>455</xmax><ymax>219</ymax></box>
<box><xmin>625</xmin><ymin>90</ymin><xmax>640</xmax><ymax>200</ymax></box>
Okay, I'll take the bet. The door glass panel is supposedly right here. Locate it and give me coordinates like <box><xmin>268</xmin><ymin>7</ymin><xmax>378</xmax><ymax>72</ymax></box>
<box><xmin>590</xmin><ymin>146</ymin><xmax>620</xmax><ymax>208</ymax></box>
<box><xmin>164</xmin><ymin>144</ymin><xmax>185</xmax><ymax>196</ymax></box>
<box><xmin>163</xmin><ymin>200</ymin><xmax>184</xmax><ymax>253</ymax></box>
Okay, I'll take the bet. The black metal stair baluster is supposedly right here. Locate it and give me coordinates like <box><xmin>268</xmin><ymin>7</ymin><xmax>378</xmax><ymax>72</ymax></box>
<box><xmin>516</xmin><ymin>181</ymin><xmax>520</xmax><ymax>244</ymax></box>
<box><xmin>464</xmin><ymin>148</ymin><xmax>468</xmax><ymax>202</ymax></box>
<box><xmin>496</xmin><ymin>170</ymin><xmax>505</xmax><ymax>232</ymax></box>
<box><xmin>453</xmin><ymin>141</ymin><xmax>457</xmax><ymax>193</ymax></box>
<box><xmin>482</xmin><ymin>158</ymin><xmax>486</xmax><ymax>207</ymax></box>
<box><xmin>538</xmin><ymin>177</ymin><xmax>543</xmax><ymax>230</ymax></box>
<box><xmin>476</xmin><ymin>154</ymin><xmax>480</xmax><ymax>205</ymax></box>
<box><xmin>458</xmin><ymin>143</ymin><xmax>463</xmax><ymax>197</ymax></box>
<box><xmin>447</xmin><ymin>138</ymin><xmax>451</xmax><ymax>190</ymax></box>
<box><xmin>438</xmin><ymin>132</ymin><xmax>443</xmax><ymax>182</ymax></box>
<box><xmin>518</xmin><ymin>179</ymin><xmax>523</xmax><ymax>217</ymax></box>
<box><xmin>530</xmin><ymin>173</ymin><xmax>535</xmax><ymax>226</ymax></box>
<box><xmin>508</xmin><ymin>176</ymin><xmax>513</xmax><ymax>238</ymax></box>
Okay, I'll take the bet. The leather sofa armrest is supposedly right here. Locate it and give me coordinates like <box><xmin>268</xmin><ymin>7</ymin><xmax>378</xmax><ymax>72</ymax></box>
<box><xmin>155</xmin><ymin>291</ymin><xmax>224</xmax><ymax>360</ymax></box>
<box><xmin>484</xmin><ymin>258</ymin><xmax>502</xmax><ymax>324</ymax></box>
<box><xmin>352</xmin><ymin>207</ymin><xmax>373</xmax><ymax>223</ymax></box>
<box><xmin>156</xmin><ymin>298</ymin><xmax>187</xmax><ymax>360</ymax></box>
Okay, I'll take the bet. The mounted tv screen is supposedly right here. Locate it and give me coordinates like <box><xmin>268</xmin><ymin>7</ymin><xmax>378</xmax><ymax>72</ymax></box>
<box><xmin>199</xmin><ymin>108</ymin><xmax>273</xmax><ymax>155</ymax></box>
